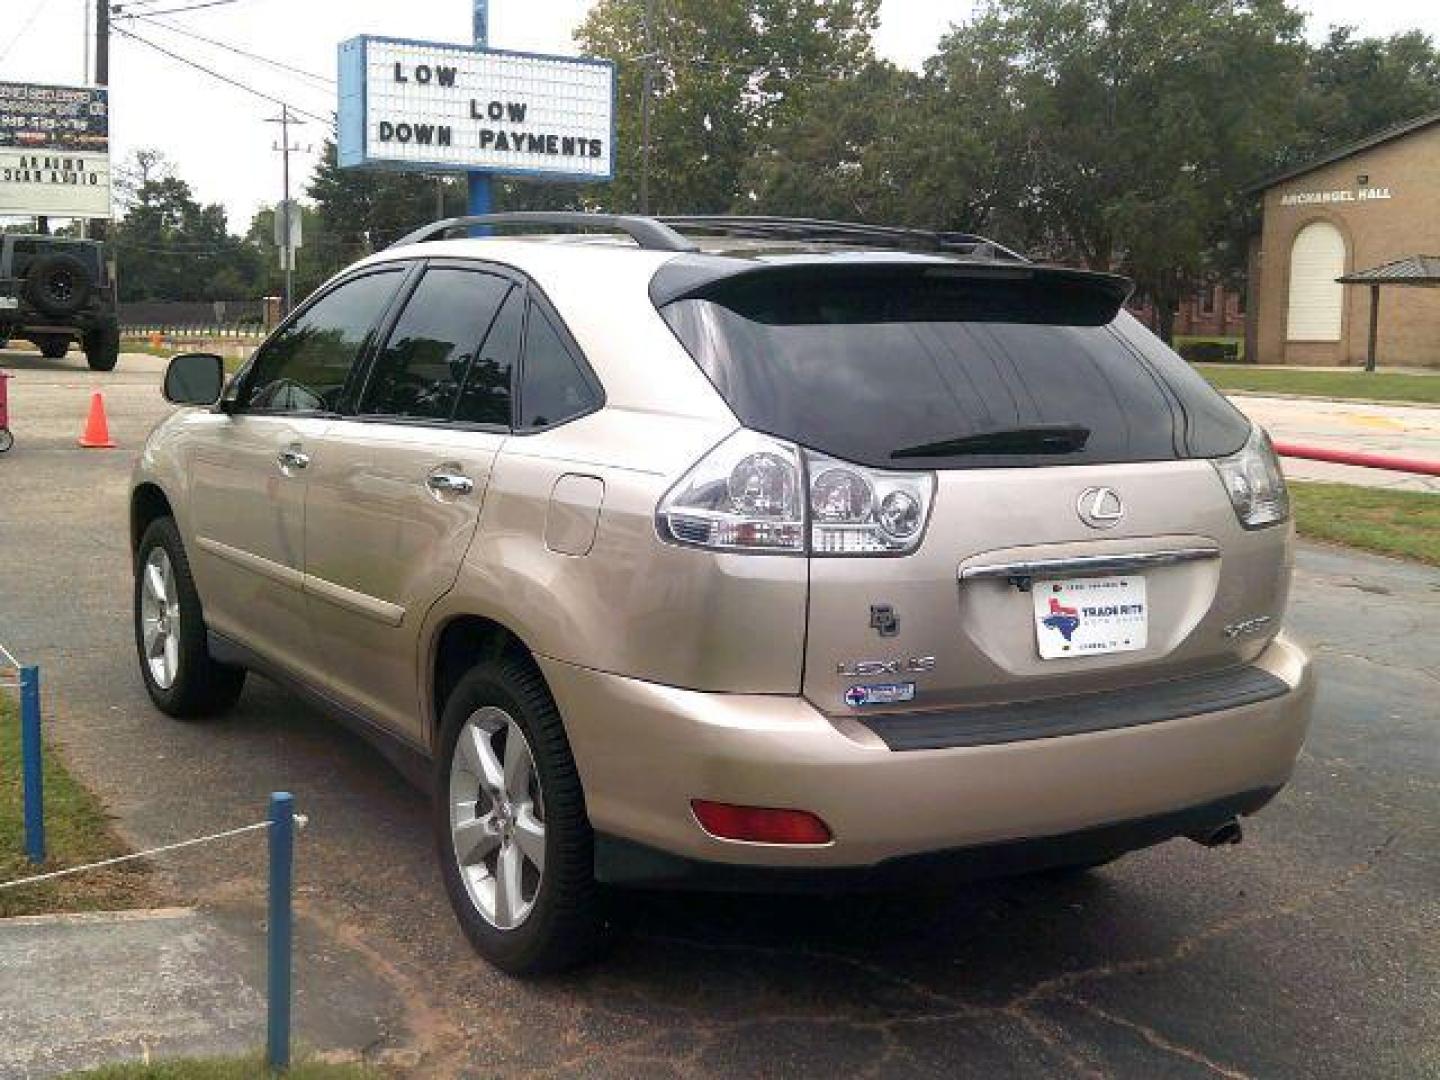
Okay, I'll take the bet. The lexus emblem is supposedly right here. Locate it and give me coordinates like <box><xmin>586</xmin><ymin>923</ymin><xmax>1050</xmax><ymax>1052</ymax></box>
<box><xmin>1077</xmin><ymin>486</ymin><xmax>1124</xmax><ymax>529</ymax></box>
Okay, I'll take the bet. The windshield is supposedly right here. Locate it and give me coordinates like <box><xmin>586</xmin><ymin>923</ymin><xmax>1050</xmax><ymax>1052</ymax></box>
<box><xmin>658</xmin><ymin>269</ymin><xmax>1250</xmax><ymax>470</ymax></box>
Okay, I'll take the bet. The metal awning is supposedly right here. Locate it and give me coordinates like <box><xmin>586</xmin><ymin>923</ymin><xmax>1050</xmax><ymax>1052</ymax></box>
<box><xmin>1334</xmin><ymin>255</ymin><xmax>1440</xmax><ymax>371</ymax></box>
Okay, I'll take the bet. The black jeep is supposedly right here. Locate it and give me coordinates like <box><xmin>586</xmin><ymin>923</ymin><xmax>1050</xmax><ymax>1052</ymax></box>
<box><xmin>0</xmin><ymin>234</ymin><xmax>121</xmax><ymax>371</ymax></box>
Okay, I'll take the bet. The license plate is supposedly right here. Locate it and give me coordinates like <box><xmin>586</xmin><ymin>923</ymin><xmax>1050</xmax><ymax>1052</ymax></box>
<box><xmin>0</xmin><ymin>296</ymin><xmax>16</xmax><ymax>310</ymax></box>
<box><xmin>1033</xmin><ymin>575</ymin><xmax>1147</xmax><ymax>659</ymax></box>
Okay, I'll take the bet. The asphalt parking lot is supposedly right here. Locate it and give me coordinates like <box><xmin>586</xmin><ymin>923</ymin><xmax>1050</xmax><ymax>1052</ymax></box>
<box><xmin>0</xmin><ymin>348</ymin><xmax>1436</xmax><ymax>1078</ymax></box>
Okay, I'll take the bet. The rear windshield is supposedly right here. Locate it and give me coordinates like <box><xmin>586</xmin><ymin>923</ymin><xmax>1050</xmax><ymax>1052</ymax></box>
<box><xmin>658</xmin><ymin>269</ymin><xmax>1250</xmax><ymax>470</ymax></box>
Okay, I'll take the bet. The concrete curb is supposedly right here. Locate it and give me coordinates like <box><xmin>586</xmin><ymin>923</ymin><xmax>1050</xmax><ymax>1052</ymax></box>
<box><xmin>1</xmin><ymin>906</ymin><xmax>194</xmax><ymax>927</ymax></box>
<box><xmin>1222</xmin><ymin>388</ymin><xmax>1440</xmax><ymax>410</ymax></box>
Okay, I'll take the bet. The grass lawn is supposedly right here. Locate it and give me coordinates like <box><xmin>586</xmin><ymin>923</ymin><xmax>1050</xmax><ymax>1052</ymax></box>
<box><xmin>1291</xmin><ymin>482</ymin><xmax>1440</xmax><ymax>566</ymax></box>
<box><xmin>1196</xmin><ymin>364</ymin><xmax>1440</xmax><ymax>405</ymax></box>
<box><xmin>0</xmin><ymin>694</ymin><xmax>156</xmax><ymax>917</ymax></box>
<box><xmin>61</xmin><ymin>1058</ymin><xmax>382</xmax><ymax>1079</ymax></box>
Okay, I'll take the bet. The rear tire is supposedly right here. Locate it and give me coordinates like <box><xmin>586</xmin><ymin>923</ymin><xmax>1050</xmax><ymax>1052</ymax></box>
<box><xmin>36</xmin><ymin>335</ymin><xmax>69</xmax><ymax>359</ymax></box>
<box><xmin>434</xmin><ymin>654</ymin><xmax>601</xmax><ymax>974</ymax></box>
<box><xmin>134</xmin><ymin>516</ymin><xmax>245</xmax><ymax>718</ymax></box>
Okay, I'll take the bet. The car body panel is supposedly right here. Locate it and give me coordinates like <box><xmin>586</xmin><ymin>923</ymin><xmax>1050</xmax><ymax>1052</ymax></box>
<box><xmin>184</xmin><ymin>411</ymin><xmax>329</xmax><ymax>675</ymax></box>
<box><xmin>804</xmin><ymin>460</ymin><xmax>1294</xmax><ymax>716</ymax></box>
<box><xmin>301</xmin><ymin>419</ymin><xmax>507</xmax><ymax>743</ymax></box>
<box><xmin>541</xmin><ymin>632</ymin><xmax>1312</xmax><ymax>867</ymax></box>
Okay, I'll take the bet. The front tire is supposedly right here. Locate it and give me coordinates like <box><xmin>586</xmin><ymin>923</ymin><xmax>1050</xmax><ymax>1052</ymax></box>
<box><xmin>85</xmin><ymin>323</ymin><xmax>120</xmax><ymax>372</ymax></box>
<box><xmin>134</xmin><ymin>517</ymin><xmax>245</xmax><ymax>717</ymax></box>
<box><xmin>434</xmin><ymin>654</ymin><xmax>601</xmax><ymax>974</ymax></box>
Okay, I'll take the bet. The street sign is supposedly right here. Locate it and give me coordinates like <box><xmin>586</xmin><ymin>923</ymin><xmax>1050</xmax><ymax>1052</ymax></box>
<box><xmin>0</xmin><ymin>81</ymin><xmax>111</xmax><ymax>219</ymax></box>
<box><xmin>337</xmin><ymin>36</ymin><xmax>615</xmax><ymax>183</ymax></box>
<box><xmin>274</xmin><ymin>198</ymin><xmax>303</xmax><ymax>261</ymax></box>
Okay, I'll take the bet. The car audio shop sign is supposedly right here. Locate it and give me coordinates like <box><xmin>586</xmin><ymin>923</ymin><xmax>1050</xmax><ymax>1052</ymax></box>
<box><xmin>338</xmin><ymin>36</ymin><xmax>615</xmax><ymax>181</ymax></box>
<box><xmin>0</xmin><ymin>81</ymin><xmax>111</xmax><ymax>219</ymax></box>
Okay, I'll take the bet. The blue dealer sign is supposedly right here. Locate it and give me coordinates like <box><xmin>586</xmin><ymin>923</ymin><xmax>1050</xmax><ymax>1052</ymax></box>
<box><xmin>337</xmin><ymin>35</ymin><xmax>615</xmax><ymax>182</ymax></box>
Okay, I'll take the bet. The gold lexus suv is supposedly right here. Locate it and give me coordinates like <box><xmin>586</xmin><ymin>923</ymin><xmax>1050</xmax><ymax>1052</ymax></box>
<box><xmin>132</xmin><ymin>214</ymin><xmax>1313</xmax><ymax>973</ymax></box>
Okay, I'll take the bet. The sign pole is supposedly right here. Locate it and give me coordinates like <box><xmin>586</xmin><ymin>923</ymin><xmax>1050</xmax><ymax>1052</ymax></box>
<box><xmin>468</xmin><ymin>0</ymin><xmax>491</xmax><ymax>226</ymax></box>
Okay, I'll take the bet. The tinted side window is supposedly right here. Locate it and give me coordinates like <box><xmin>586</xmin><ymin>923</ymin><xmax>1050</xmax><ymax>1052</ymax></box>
<box><xmin>360</xmin><ymin>268</ymin><xmax>510</xmax><ymax>421</ymax></box>
<box><xmin>519</xmin><ymin>305</ymin><xmax>599</xmax><ymax>429</ymax></box>
<box><xmin>454</xmin><ymin>286</ymin><xmax>521</xmax><ymax>426</ymax></box>
<box><xmin>242</xmin><ymin>271</ymin><xmax>402</xmax><ymax>413</ymax></box>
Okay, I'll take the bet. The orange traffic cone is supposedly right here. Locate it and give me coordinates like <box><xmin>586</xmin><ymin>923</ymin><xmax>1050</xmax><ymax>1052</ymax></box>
<box><xmin>78</xmin><ymin>391</ymin><xmax>115</xmax><ymax>449</ymax></box>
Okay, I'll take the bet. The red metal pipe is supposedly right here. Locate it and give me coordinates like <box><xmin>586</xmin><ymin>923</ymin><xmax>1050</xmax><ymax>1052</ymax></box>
<box><xmin>1273</xmin><ymin>441</ymin><xmax>1440</xmax><ymax>478</ymax></box>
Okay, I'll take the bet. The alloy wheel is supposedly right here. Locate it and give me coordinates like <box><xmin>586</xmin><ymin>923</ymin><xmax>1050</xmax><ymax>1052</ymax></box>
<box><xmin>139</xmin><ymin>547</ymin><xmax>181</xmax><ymax>689</ymax></box>
<box><xmin>449</xmin><ymin>706</ymin><xmax>546</xmax><ymax>930</ymax></box>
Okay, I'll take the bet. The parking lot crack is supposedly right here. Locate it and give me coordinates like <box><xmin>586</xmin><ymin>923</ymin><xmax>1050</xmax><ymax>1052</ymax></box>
<box><xmin>1060</xmin><ymin>994</ymin><xmax>1252</xmax><ymax>1079</ymax></box>
<box><xmin>1006</xmin><ymin>832</ymin><xmax>1398</xmax><ymax>1010</ymax></box>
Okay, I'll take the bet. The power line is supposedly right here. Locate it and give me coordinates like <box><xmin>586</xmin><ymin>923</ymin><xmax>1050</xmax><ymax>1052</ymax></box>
<box><xmin>116</xmin><ymin>0</ymin><xmax>245</xmax><ymax>17</ymax></box>
<box><xmin>112</xmin><ymin>23</ymin><xmax>332</xmax><ymax>126</ymax></box>
<box><xmin>129</xmin><ymin>13</ymin><xmax>334</xmax><ymax>87</ymax></box>
<box><xmin>0</xmin><ymin>0</ymin><xmax>47</xmax><ymax>65</ymax></box>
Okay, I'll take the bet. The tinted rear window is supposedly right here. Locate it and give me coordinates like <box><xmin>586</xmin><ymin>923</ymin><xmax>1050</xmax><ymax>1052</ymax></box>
<box><xmin>659</xmin><ymin>270</ymin><xmax>1250</xmax><ymax>469</ymax></box>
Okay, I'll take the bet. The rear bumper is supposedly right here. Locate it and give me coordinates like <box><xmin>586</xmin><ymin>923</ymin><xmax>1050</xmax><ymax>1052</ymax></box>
<box><xmin>541</xmin><ymin>633</ymin><xmax>1313</xmax><ymax>878</ymax></box>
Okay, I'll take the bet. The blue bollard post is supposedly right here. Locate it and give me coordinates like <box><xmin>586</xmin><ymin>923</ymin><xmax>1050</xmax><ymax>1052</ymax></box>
<box><xmin>266</xmin><ymin>792</ymin><xmax>295</xmax><ymax>1073</ymax></box>
<box><xmin>20</xmin><ymin>666</ymin><xmax>44</xmax><ymax>865</ymax></box>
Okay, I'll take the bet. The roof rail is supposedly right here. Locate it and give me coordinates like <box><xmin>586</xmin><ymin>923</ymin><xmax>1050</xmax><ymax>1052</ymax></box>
<box><xmin>657</xmin><ymin>215</ymin><xmax>1028</xmax><ymax>262</ymax></box>
<box><xmin>389</xmin><ymin>212</ymin><xmax>698</xmax><ymax>252</ymax></box>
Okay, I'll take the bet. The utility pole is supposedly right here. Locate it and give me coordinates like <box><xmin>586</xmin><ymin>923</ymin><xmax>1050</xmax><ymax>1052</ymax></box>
<box><xmin>96</xmin><ymin>0</ymin><xmax>109</xmax><ymax>85</ymax></box>
<box><xmin>266</xmin><ymin>105</ymin><xmax>307</xmax><ymax>313</ymax></box>
<box><xmin>91</xmin><ymin>0</ymin><xmax>110</xmax><ymax>242</ymax></box>
<box><xmin>639</xmin><ymin>0</ymin><xmax>655</xmax><ymax>214</ymax></box>
<box><xmin>83</xmin><ymin>0</ymin><xmax>92</xmax><ymax>86</ymax></box>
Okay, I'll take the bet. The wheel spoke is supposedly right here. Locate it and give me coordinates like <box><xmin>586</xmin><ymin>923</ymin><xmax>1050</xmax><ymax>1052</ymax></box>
<box><xmin>452</xmin><ymin>813</ymin><xmax>500</xmax><ymax>867</ymax></box>
<box><xmin>145</xmin><ymin>561</ymin><xmax>167</xmax><ymax>604</ymax></box>
<box><xmin>495</xmin><ymin>841</ymin><xmax>525</xmax><ymax>925</ymax></box>
<box><xmin>142</xmin><ymin>620</ymin><xmax>161</xmax><ymax>656</ymax></box>
<box><xmin>513</xmin><ymin>806</ymin><xmax>545</xmax><ymax>872</ymax></box>
<box><xmin>458</xmin><ymin>723</ymin><xmax>504</xmax><ymax>795</ymax></box>
<box><xmin>502</xmin><ymin>720</ymin><xmax>531</xmax><ymax>801</ymax></box>
<box><xmin>162</xmin><ymin>633</ymin><xmax>179</xmax><ymax>681</ymax></box>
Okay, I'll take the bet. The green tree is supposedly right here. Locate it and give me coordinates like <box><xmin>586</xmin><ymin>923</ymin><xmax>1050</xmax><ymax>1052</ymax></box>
<box><xmin>1294</xmin><ymin>27</ymin><xmax>1440</xmax><ymax>158</ymax></box>
<box><xmin>577</xmin><ymin>0</ymin><xmax>880</xmax><ymax>212</ymax></box>
<box><xmin>307</xmin><ymin>141</ymin><xmax>468</xmax><ymax>256</ymax></box>
<box><xmin>111</xmin><ymin>150</ymin><xmax>263</xmax><ymax>302</ymax></box>
<box><xmin>926</xmin><ymin>0</ymin><xmax>1306</xmax><ymax>342</ymax></box>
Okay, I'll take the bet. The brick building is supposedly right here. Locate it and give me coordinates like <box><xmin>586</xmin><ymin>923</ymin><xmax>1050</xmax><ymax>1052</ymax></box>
<box><xmin>1126</xmin><ymin>284</ymin><xmax>1246</xmax><ymax>341</ymax></box>
<box><xmin>1248</xmin><ymin>111</ymin><xmax>1440</xmax><ymax>368</ymax></box>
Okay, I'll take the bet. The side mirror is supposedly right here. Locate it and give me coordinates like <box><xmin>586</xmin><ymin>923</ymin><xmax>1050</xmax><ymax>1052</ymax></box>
<box><xmin>163</xmin><ymin>352</ymin><xmax>225</xmax><ymax>406</ymax></box>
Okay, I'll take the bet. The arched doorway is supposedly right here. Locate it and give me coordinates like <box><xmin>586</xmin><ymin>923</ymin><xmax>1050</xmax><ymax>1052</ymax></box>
<box><xmin>1286</xmin><ymin>221</ymin><xmax>1346</xmax><ymax>341</ymax></box>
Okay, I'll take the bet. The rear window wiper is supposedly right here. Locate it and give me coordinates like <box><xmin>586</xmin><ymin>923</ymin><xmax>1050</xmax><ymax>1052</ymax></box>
<box><xmin>890</xmin><ymin>424</ymin><xmax>1090</xmax><ymax>460</ymax></box>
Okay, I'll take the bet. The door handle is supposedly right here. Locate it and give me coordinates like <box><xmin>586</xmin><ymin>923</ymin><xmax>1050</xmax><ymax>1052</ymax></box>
<box><xmin>426</xmin><ymin>470</ymin><xmax>474</xmax><ymax>495</ymax></box>
<box><xmin>277</xmin><ymin>446</ymin><xmax>310</xmax><ymax>471</ymax></box>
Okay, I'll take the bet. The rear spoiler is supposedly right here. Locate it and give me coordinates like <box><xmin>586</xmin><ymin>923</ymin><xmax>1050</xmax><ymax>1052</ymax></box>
<box><xmin>649</xmin><ymin>257</ymin><xmax>1134</xmax><ymax>326</ymax></box>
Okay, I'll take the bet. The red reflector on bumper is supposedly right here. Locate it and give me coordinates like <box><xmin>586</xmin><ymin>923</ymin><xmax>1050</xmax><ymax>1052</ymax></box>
<box><xmin>690</xmin><ymin>800</ymin><xmax>833</xmax><ymax>845</ymax></box>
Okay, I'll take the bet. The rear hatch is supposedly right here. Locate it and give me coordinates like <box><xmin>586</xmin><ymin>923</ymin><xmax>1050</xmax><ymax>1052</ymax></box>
<box><xmin>657</xmin><ymin>259</ymin><xmax>1292</xmax><ymax>716</ymax></box>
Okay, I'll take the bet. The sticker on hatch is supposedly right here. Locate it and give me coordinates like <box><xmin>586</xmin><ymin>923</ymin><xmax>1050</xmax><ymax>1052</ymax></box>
<box><xmin>1033</xmin><ymin>576</ymin><xmax>1148</xmax><ymax>659</ymax></box>
<box><xmin>844</xmin><ymin>682</ymin><xmax>915</xmax><ymax>708</ymax></box>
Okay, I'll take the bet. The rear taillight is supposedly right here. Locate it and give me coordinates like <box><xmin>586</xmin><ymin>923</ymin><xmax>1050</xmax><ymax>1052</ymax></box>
<box><xmin>656</xmin><ymin>430</ymin><xmax>934</xmax><ymax>556</ymax></box>
<box><xmin>806</xmin><ymin>451</ymin><xmax>933</xmax><ymax>555</ymax></box>
<box><xmin>656</xmin><ymin>430</ymin><xmax>805</xmax><ymax>553</ymax></box>
<box><xmin>691</xmin><ymin>800</ymin><xmax>833</xmax><ymax>845</ymax></box>
<box><xmin>1213</xmin><ymin>427</ymin><xmax>1290</xmax><ymax>529</ymax></box>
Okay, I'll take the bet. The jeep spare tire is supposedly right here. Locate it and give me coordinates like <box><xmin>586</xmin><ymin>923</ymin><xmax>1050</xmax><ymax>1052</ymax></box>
<box><xmin>24</xmin><ymin>253</ymin><xmax>92</xmax><ymax>318</ymax></box>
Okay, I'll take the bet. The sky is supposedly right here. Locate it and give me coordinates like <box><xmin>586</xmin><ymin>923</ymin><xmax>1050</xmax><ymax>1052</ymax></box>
<box><xmin>4</xmin><ymin>0</ymin><xmax>1439</xmax><ymax>231</ymax></box>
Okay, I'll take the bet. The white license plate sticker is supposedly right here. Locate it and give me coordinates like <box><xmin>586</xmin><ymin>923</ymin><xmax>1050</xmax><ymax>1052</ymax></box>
<box><xmin>1033</xmin><ymin>575</ymin><xmax>1148</xmax><ymax>659</ymax></box>
<box><xmin>0</xmin><ymin>297</ymin><xmax>17</xmax><ymax>310</ymax></box>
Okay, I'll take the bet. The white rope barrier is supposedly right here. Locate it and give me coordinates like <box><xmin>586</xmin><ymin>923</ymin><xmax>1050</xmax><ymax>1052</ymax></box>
<box><xmin>0</xmin><ymin>815</ymin><xmax>308</xmax><ymax>892</ymax></box>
